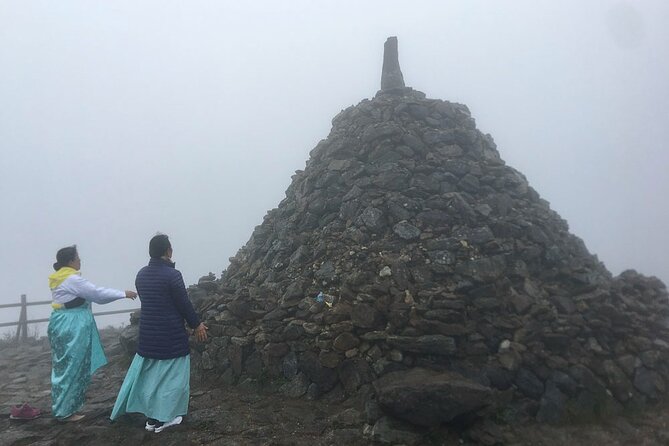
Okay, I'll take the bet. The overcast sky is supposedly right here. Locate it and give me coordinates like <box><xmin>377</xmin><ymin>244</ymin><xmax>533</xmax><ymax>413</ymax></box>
<box><xmin>1</xmin><ymin>1</ymin><xmax>668</xmax><ymax>333</ymax></box>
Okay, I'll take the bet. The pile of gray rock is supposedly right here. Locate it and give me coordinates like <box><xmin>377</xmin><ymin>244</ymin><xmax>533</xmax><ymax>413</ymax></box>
<box><xmin>187</xmin><ymin>43</ymin><xmax>669</xmax><ymax>433</ymax></box>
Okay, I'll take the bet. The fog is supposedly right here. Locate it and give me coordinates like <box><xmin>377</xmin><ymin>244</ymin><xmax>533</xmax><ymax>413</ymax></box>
<box><xmin>1</xmin><ymin>1</ymin><xmax>668</xmax><ymax>334</ymax></box>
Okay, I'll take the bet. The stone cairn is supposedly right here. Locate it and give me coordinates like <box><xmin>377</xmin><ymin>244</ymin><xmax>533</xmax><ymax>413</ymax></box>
<box><xmin>190</xmin><ymin>37</ymin><xmax>669</xmax><ymax>430</ymax></box>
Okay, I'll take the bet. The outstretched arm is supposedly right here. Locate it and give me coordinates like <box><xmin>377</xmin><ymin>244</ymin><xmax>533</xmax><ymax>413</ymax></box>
<box><xmin>68</xmin><ymin>275</ymin><xmax>135</xmax><ymax>304</ymax></box>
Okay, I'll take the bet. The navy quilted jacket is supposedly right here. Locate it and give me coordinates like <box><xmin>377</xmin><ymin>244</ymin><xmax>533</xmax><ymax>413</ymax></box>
<box><xmin>135</xmin><ymin>258</ymin><xmax>200</xmax><ymax>359</ymax></box>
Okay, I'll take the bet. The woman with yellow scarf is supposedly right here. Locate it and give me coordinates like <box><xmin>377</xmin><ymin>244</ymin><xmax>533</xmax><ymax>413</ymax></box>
<box><xmin>48</xmin><ymin>245</ymin><xmax>137</xmax><ymax>422</ymax></box>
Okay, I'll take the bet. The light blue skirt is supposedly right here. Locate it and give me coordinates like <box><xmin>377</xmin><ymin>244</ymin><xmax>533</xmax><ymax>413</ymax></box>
<box><xmin>48</xmin><ymin>303</ymin><xmax>107</xmax><ymax>419</ymax></box>
<box><xmin>110</xmin><ymin>353</ymin><xmax>190</xmax><ymax>422</ymax></box>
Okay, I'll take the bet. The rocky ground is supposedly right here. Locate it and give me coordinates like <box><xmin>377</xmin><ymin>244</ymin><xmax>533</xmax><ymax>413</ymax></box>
<box><xmin>2</xmin><ymin>329</ymin><xmax>669</xmax><ymax>446</ymax></box>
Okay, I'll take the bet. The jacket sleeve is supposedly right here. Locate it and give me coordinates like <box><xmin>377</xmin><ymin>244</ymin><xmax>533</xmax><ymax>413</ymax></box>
<box><xmin>169</xmin><ymin>270</ymin><xmax>201</xmax><ymax>329</ymax></box>
<box><xmin>68</xmin><ymin>275</ymin><xmax>126</xmax><ymax>304</ymax></box>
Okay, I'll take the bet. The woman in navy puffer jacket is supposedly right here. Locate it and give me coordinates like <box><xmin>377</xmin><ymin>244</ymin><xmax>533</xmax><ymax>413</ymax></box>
<box><xmin>111</xmin><ymin>234</ymin><xmax>208</xmax><ymax>433</ymax></box>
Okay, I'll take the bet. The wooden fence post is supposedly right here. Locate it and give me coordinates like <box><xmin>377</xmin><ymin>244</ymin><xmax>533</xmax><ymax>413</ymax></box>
<box><xmin>15</xmin><ymin>294</ymin><xmax>27</xmax><ymax>342</ymax></box>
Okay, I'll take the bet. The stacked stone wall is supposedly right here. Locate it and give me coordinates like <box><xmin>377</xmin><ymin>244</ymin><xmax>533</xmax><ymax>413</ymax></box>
<box><xmin>190</xmin><ymin>88</ymin><xmax>669</xmax><ymax>427</ymax></box>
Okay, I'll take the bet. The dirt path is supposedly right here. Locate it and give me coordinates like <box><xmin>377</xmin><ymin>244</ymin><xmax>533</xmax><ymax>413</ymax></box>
<box><xmin>0</xmin><ymin>330</ymin><xmax>366</xmax><ymax>446</ymax></box>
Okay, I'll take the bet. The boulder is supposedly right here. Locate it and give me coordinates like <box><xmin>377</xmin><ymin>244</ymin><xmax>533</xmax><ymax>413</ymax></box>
<box><xmin>374</xmin><ymin>368</ymin><xmax>491</xmax><ymax>426</ymax></box>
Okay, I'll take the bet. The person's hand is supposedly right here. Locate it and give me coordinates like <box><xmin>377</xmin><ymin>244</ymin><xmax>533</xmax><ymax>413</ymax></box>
<box><xmin>193</xmin><ymin>323</ymin><xmax>208</xmax><ymax>342</ymax></box>
<box><xmin>125</xmin><ymin>290</ymin><xmax>138</xmax><ymax>300</ymax></box>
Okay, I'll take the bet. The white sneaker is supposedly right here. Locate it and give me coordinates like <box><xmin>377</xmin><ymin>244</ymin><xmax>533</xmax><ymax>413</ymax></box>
<box><xmin>145</xmin><ymin>418</ymin><xmax>162</xmax><ymax>431</ymax></box>
<box><xmin>154</xmin><ymin>416</ymin><xmax>183</xmax><ymax>433</ymax></box>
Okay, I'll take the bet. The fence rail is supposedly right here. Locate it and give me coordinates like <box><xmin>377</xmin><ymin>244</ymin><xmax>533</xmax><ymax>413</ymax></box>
<box><xmin>1</xmin><ymin>294</ymin><xmax>138</xmax><ymax>341</ymax></box>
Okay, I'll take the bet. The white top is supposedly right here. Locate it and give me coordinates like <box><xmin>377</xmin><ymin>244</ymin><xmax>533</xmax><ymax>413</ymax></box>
<box><xmin>51</xmin><ymin>274</ymin><xmax>125</xmax><ymax>305</ymax></box>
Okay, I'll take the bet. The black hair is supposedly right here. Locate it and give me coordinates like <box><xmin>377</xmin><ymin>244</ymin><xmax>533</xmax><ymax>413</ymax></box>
<box><xmin>149</xmin><ymin>234</ymin><xmax>171</xmax><ymax>258</ymax></box>
<box><xmin>53</xmin><ymin>245</ymin><xmax>78</xmax><ymax>271</ymax></box>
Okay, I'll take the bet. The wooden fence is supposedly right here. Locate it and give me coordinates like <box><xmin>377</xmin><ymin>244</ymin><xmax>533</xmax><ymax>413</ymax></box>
<box><xmin>0</xmin><ymin>294</ymin><xmax>138</xmax><ymax>342</ymax></box>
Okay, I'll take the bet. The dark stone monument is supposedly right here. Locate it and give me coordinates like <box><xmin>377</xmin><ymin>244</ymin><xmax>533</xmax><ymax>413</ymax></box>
<box><xmin>381</xmin><ymin>36</ymin><xmax>405</xmax><ymax>91</ymax></box>
<box><xmin>192</xmin><ymin>36</ymin><xmax>669</xmax><ymax>443</ymax></box>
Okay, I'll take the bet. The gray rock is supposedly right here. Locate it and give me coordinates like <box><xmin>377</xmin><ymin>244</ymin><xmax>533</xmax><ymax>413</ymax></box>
<box><xmin>459</xmin><ymin>173</ymin><xmax>480</xmax><ymax>193</ymax></box>
<box><xmin>550</xmin><ymin>370</ymin><xmax>579</xmax><ymax>397</ymax></box>
<box><xmin>374</xmin><ymin>368</ymin><xmax>491</xmax><ymax>426</ymax></box>
<box><xmin>378</xmin><ymin>265</ymin><xmax>392</xmax><ymax>277</ymax></box>
<box><xmin>338</xmin><ymin>358</ymin><xmax>373</xmax><ymax>394</ymax></box>
<box><xmin>369</xmin><ymin>416</ymin><xmax>423</xmax><ymax>445</ymax></box>
<box><xmin>603</xmin><ymin>359</ymin><xmax>633</xmax><ymax>401</ymax></box>
<box><xmin>485</xmin><ymin>366</ymin><xmax>515</xmax><ymax>390</ymax></box>
<box><xmin>456</xmin><ymin>255</ymin><xmax>506</xmax><ymax>282</ymax></box>
<box><xmin>416</xmin><ymin>210</ymin><xmax>450</xmax><ymax>227</ymax></box>
<box><xmin>616</xmin><ymin>355</ymin><xmax>639</xmax><ymax>378</ymax></box>
<box><xmin>129</xmin><ymin>309</ymin><xmax>141</xmax><ymax>325</ymax></box>
<box><xmin>200</xmin><ymin>351</ymin><xmax>214</xmax><ymax>370</ymax></box>
<box><xmin>515</xmin><ymin>367</ymin><xmax>544</xmax><ymax>399</ymax></box>
<box><xmin>536</xmin><ymin>381</ymin><xmax>568</xmax><ymax>423</ymax></box>
<box><xmin>319</xmin><ymin>351</ymin><xmax>342</xmax><ymax>369</ymax></box>
<box><xmin>640</xmin><ymin>350</ymin><xmax>661</xmax><ymax>369</ymax></box>
<box><xmin>228</xmin><ymin>299</ymin><xmax>252</xmax><ymax>320</ymax></box>
<box><xmin>289</xmin><ymin>245</ymin><xmax>311</xmax><ymax>266</ymax></box>
<box><xmin>351</xmin><ymin>303</ymin><xmax>383</xmax><ymax>329</ymax></box>
<box><xmin>299</xmin><ymin>351</ymin><xmax>338</xmax><ymax>392</ymax></box>
<box><xmin>333</xmin><ymin>332</ymin><xmax>360</xmax><ymax>352</ymax></box>
<box><xmin>634</xmin><ymin>367</ymin><xmax>666</xmax><ymax>399</ymax></box>
<box><xmin>306</xmin><ymin>382</ymin><xmax>321</xmax><ymax>400</ymax></box>
<box><xmin>119</xmin><ymin>324</ymin><xmax>139</xmax><ymax>356</ymax></box>
<box><xmin>541</xmin><ymin>334</ymin><xmax>571</xmax><ymax>353</ymax></box>
<box><xmin>315</xmin><ymin>260</ymin><xmax>336</xmax><ymax>281</ymax></box>
<box><xmin>386</xmin><ymin>335</ymin><xmax>457</xmax><ymax>356</ymax></box>
<box><xmin>392</xmin><ymin>221</ymin><xmax>421</xmax><ymax>240</ymax></box>
<box><xmin>427</xmin><ymin>250</ymin><xmax>456</xmax><ymax>266</ymax></box>
<box><xmin>362</xmin><ymin>123</ymin><xmax>401</xmax><ymax>144</ymax></box>
<box><xmin>282</xmin><ymin>351</ymin><xmax>299</xmax><ymax>378</ymax></box>
<box><xmin>280</xmin><ymin>372</ymin><xmax>310</xmax><ymax>398</ymax></box>
<box><xmin>553</xmin><ymin>295</ymin><xmax>577</xmax><ymax>314</ymax></box>
<box><xmin>281</xmin><ymin>281</ymin><xmax>305</xmax><ymax>307</ymax></box>
<box><xmin>359</xmin><ymin>207</ymin><xmax>385</xmax><ymax>232</ymax></box>
<box><xmin>509</xmin><ymin>292</ymin><xmax>532</xmax><ymax>314</ymax></box>
<box><xmin>569</xmin><ymin>364</ymin><xmax>606</xmax><ymax>395</ymax></box>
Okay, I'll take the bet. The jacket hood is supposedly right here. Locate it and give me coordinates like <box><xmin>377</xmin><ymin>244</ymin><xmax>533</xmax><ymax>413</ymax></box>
<box><xmin>48</xmin><ymin>267</ymin><xmax>79</xmax><ymax>289</ymax></box>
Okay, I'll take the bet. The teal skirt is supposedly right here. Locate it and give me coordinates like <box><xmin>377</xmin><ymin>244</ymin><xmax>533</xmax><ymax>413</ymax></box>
<box><xmin>48</xmin><ymin>303</ymin><xmax>107</xmax><ymax>418</ymax></box>
<box><xmin>110</xmin><ymin>353</ymin><xmax>190</xmax><ymax>422</ymax></box>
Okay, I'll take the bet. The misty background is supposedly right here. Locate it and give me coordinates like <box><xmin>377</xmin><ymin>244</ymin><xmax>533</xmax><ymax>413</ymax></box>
<box><xmin>1</xmin><ymin>1</ymin><xmax>668</xmax><ymax>335</ymax></box>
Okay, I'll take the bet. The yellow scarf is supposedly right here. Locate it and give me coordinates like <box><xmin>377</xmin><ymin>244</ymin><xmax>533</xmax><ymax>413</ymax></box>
<box><xmin>48</xmin><ymin>267</ymin><xmax>79</xmax><ymax>290</ymax></box>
